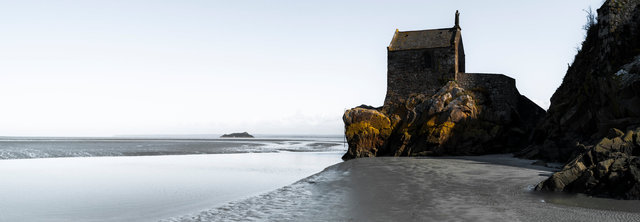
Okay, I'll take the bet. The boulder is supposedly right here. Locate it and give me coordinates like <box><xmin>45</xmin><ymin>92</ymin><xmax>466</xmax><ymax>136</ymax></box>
<box><xmin>342</xmin><ymin>106</ymin><xmax>394</xmax><ymax>159</ymax></box>
<box><xmin>536</xmin><ymin>128</ymin><xmax>640</xmax><ymax>199</ymax></box>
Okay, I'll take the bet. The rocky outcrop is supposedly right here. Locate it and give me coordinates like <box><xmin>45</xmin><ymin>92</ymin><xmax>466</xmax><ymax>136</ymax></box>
<box><xmin>524</xmin><ymin>0</ymin><xmax>640</xmax><ymax>199</ymax></box>
<box><xmin>343</xmin><ymin>107</ymin><xmax>395</xmax><ymax>159</ymax></box>
<box><xmin>343</xmin><ymin>81</ymin><xmax>544</xmax><ymax>160</ymax></box>
<box><xmin>536</xmin><ymin>128</ymin><xmax>640</xmax><ymax>199</ymax></box>
<box><xmin>519</xmin><ymin>0</ymin><xmax>640</xmax><ymax>162</ymax></box>
<box><xmin>221</xmin><ymin>132</ymin><xmax>254</xmax><ymax>138</ymax></box>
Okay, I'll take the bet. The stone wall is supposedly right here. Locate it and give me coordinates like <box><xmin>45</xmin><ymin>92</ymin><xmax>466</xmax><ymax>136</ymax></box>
<box><xmin>456</xmin><ymin>72</ymin><xmax>519</xmax><ymax>120</ymax></box>
<box><xmin>384</xmin><ymin>47</ymin><xmax>457</xmax><ymax>106</ymax></box>
<box><xmin>456</xmin><ymin>37</ymin><xmax>466</xmax><ymax>73</ymax></box>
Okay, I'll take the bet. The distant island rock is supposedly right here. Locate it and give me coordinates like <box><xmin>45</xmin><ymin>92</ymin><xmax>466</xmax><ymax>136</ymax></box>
<box><xmin>220</xmin><ymin>132</ymin><xmax>254</xmax><ymax>138</ymax></box>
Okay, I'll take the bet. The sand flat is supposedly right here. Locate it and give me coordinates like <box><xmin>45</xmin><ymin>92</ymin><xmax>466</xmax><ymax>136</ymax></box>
<box><xmin>170</xmin><ymin>155</ymin><xmax>640</xmax><ymax>222</ymax></box>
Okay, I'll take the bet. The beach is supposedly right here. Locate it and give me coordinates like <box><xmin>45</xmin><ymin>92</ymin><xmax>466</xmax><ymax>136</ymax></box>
<box><xmin>3</xmin><ymin>137</ymin><xmax>640</xmax><ymax>222</ymax></box>
<box><xmin>168</xmin><ymin>155</ymin><xmax>640</xmax><ymax>222</ymax></box>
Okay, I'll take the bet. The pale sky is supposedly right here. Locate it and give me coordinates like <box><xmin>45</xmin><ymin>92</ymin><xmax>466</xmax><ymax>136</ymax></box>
<box><xmin>0</xmin><ymin>0</ymin><xmax>604</xmax><ymax>136</ymax></box>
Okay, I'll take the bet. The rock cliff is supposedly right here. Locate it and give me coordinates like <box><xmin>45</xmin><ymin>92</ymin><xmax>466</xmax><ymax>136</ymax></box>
<box><xmin>519</xmin><ymin>0</ymin><xmax>640</xmax><ymax>162</ymax></box>
<box><xmin>527</xmin><ymin>0</ymin><xmax>640</xmax><ymax>199</ymax></box>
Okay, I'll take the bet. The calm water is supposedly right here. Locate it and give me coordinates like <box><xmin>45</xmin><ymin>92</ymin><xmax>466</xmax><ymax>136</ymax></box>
<box><xmin>0</xmin><ymin>136</ymin><xmax>346</xmax><ymax>222</ymax></box>
<box><xmin>0</xmin><ymin>136</ymin><xmax>345</xmax><ymax>159</ymax></box>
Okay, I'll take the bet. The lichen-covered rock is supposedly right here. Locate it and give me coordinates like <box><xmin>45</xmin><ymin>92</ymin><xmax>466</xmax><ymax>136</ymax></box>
<box><xmin>418</xmin><ymin>82</ymin><xmax>478</xmax><ymax>143</ymax></box>
<box><xmin>342</xmin><ymin>81</ymin><xmax>544</xmax><ymax>160</ymax></box>
<box><xmin>400</xmin><ymin>81</ymin><xmax>481</xmax><ymax>155</ymax></box>
<box><xmin>342</xmin><ymin>107</ymin><xmax>394</xmax><ymax>160</ymax></box>
<box><xmin>536</xmin><ymin>128</ymin><xmax>640</xmax><ymax>199</ymax></box>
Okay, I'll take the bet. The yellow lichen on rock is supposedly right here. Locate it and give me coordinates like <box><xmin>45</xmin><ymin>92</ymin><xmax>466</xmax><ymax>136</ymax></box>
<box><xmin>346</xmin><ymin>122</ymin><xmax>380</xmax><ymax>138</ymax></box>
<box><xmin>344</xmin><ymin>108</ymin><xmax>392</xmax><ymax>138</ymax></box>
<box><xmin>342</xmin><ymin>107</ymin><xmax>393</xmax><ymax>159</ymax></box>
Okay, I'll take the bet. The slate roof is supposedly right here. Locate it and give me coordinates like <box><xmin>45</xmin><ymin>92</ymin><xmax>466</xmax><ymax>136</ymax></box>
<box><xmin>388</xmin><ymin>28</ymin><xmax>458</xmax><ymax>51</ymax></box>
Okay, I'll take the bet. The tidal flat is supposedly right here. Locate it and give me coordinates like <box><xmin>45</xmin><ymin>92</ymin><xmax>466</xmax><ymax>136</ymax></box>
<box><xmin>0</xmin><ymin>139</ymin><xmax>343</xmax><ymax>222</ymax></box>
<box><xmin>169</xmin><ymin>155</ymin><xmax>640</xmax><ymax>222</ymax></box>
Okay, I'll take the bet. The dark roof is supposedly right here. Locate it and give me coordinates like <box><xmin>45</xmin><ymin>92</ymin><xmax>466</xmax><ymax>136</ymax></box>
<box><xmin>388</xmin><ymin>28</ymin><xmax>458</xmax><ymax>51</ymax></box>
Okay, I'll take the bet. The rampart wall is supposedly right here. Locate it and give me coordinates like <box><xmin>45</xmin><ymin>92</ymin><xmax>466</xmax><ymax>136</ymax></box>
<box><xmin>456</xmin><ymin>72</ymin><xmax>520</xmax><ymax>120</ymax></box>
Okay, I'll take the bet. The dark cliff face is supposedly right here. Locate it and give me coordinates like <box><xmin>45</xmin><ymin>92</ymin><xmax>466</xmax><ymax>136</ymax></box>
<box><xmin>343</xmin><ymin>81</ymin><xmax>544</xmax><ymax>160</ymax></box>
<box><xmin>527</xmin><ymin>0</ymin><xmax>640</xmax><ymax>199</ymax></box>
<box><xmin>520</xmin><ymin>0</ymin><xmax>640</xmax><ymax>162</ymax></box>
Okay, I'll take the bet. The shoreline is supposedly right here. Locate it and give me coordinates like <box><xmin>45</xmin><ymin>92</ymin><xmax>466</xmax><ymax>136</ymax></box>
<box><xmin>0</xmin><ymin>137</ymin><xmax>345</xmax><ymax>160</ymax></box>
<box><xmin>167</xmin><ymin>154</ymin><xmax>640</xmax><ymax>222</ymax></box>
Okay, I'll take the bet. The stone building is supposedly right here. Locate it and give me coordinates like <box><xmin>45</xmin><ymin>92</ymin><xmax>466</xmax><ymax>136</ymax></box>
<box><xmin>383</xmin><ymin>11</ymin><xmax>521</xmax><ymax>116</ymax></box>
<box><xmin>384</xmin><ymin>11</ymin><xmax>464</xmax><ymax>106</ymax></box>
<box><xmin>343</xmin><ymin>11</ymin><xmax>546</xmax><ymax>161</ymax></box>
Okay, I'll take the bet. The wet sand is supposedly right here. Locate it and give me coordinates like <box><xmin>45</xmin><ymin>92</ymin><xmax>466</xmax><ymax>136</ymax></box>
<box><xmin>168</xmin><ymin>155</ymin><xmax>640</xmax><ymax>222</ymax></box>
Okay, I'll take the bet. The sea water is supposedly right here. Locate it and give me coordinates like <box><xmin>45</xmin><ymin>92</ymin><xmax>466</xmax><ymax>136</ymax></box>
<box><xmin>0</xmin><ymin>136</ymin><xmax>345</xmax><ymax>159</ymax></box>
<box><xmin>0</xmin><ymin>137</ymin><xmax>345</xmax><ymax>222</ymax></box>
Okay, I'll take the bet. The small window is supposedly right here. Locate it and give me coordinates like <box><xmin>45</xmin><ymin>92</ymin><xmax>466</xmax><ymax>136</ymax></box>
<box><xmin>423</xmin><ymin>52</ymin><xmax>432</xmax><ymax>69</ymax></box>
